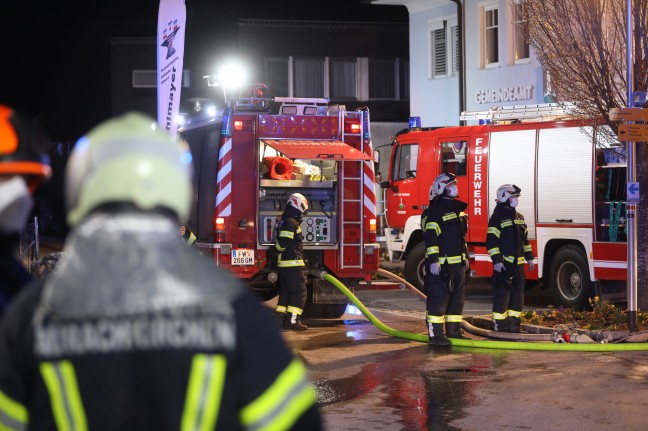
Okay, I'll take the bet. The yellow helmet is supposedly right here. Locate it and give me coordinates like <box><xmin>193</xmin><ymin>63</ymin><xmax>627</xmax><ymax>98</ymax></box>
<box><xmin>65</xmin><ymin>112</ymin><xmax>193</xmax><ymax>226</ymax></box>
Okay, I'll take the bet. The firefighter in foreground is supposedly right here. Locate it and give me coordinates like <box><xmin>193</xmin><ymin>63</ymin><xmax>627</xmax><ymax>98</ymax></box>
<box><xmin>0</xmin><ymin>105</ymin><xmax>51</xmax><ymax>315</ymax></box>
<box><xmin>0</xmin><ymin>113</ymin><xmax>323</xmax><ymax>430</ymax></box>
<box><xmin>486</xmin><ymin>184</ymin><xmax>535</xmax><ymax>333</ymax></box>
<box><xmin>421</xmin><ymin>172</ymin><xmax>469</xmax><ymax>347</ymax></box>
<box><xmin>272</xmin><ymin>193</ymin><xmax>309</xmax><ymax>331</ymax></box>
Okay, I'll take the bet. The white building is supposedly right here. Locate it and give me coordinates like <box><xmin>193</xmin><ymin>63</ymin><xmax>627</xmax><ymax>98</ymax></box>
<box><xmin>375</xmin><ymin>0</ymin><xmax>549</xmax><ymax>126</ymax></box>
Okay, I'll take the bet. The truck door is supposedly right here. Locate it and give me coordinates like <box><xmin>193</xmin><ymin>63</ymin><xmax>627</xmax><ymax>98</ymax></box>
<box><xmin>384</xmin><ymin>141</ymin><xmax>421</xmax><ymax>228</ymax></box>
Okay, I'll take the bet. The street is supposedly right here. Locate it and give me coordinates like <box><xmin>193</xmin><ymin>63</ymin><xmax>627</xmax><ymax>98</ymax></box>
<box><xmin>271</xmin><ymin>283</ymin><xmax>648</xmax><ymax>431</ymax></box>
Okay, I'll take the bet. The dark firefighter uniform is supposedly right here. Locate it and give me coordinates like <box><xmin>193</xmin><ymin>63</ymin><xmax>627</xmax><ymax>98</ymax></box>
<box><xmin>486</xmin><ymin>202</ymin><xmax>534</xmax><ymax>332</ymax></box>
<box><xmin>273</xmin><ymin>208</ymin><xmax>307</xmax><ymax>319</ymax></box>
<box><xmin>421</xmin><ymin>196</ymin><xmax>468</xmax><ymax>339</ymax></box>
<box><xmin>0</xmin><ymin>215</ymin><xmax>322</xmax><ymax>431</ymax></box>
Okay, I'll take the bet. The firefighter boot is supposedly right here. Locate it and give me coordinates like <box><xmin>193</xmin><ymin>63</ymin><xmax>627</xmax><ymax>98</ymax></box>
<box><xmin>507</xmin><ymin>316</ymin><xmax>522</xmax><ymax>333</ymax></box>
<box><xmin>493</xmin><ymin>318</ymin><xmax>509</xmax><ymax>332</ymax></box>
<box><xmin>445</xmin><ymin>322</ymin><xmax>464</xmax><ymax>339</ymax></box>
<box><xmin>283</xmin><ymin>313</ymin><xmax>308</xmax><ymax>331</ymax></box>
<box><xmin>428</xmin><ymin>323</ymin><xmax>450</xmax><ymax>347</ymax></box>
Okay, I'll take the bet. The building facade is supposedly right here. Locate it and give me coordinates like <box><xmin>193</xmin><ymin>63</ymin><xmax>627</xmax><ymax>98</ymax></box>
<box><xmin>375</xmin><ymin>0</ymin><xmax>548</xmax><ymax>127</ymax></box>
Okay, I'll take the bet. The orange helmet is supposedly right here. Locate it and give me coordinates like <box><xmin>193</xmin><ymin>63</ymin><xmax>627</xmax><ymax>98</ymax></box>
<box><xmin>0</xmin><ymin>105</ymin><xmax>52</xmax><ymax>191</ymax></box>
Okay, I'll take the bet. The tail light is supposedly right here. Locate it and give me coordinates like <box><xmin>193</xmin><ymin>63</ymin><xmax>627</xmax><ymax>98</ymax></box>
<box><xmin>368</xmin><ymin>218</ymin><xmax>377</xmax><ymax>243</ymax></box>
<box><xmin>344</xmin><ymin>118</ymin><xmax>361</xmax><ymax>135</ymax></box>
<box><xmin>233</xmin><ymin>120</ymin><xmax>253</xmax><ymax>131</ymax></box>
<box><xmin>215</xmin><ymin>217</ymin><xmax>226</xmax><ymax>242</ymax></box>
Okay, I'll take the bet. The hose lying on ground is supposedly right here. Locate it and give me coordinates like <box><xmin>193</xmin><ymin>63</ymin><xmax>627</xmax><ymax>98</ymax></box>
<box><xmin>324</xmin><ymin>272</ymin><xmax>648</xmax><ymax>351</ymax></box>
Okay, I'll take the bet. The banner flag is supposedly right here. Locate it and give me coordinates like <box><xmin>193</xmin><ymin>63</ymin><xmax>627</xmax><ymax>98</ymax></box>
<box><xmin>157</xmin><ymin>0</ymin><xmax>186</xmax><ymax>136</ymax></box>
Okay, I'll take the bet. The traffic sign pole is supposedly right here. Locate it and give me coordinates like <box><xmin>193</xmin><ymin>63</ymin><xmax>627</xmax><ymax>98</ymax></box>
<box><xmin>625</xmin><ymin>0</ymin><xmax>638</xmax><ymax>332</ymax></box>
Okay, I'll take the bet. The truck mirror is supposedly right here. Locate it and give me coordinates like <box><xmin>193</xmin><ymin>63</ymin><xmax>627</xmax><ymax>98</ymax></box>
<box><xmin>379</xmin><ymin>180</ymin><xmax>391</xmax><ymax>189</ymax></box>
<box><xmin>375</xmin><ymin>171</ymin><xmax>382</xmax><ymax>183</ymax></box>
<box><xmin>373</xmin><ymin>150</ymin><xmax>380</xmax><ymax>164</ymax></box>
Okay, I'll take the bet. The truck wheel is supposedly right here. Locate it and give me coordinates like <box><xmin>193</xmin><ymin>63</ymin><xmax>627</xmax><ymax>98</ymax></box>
<box><xmin>404</xmin><ymin>242</ymin><xmax>426</xmax><ymax>293</ymax></box>
<box><xmin>548</xmin><ymin>245</ymin><xmax>594</xmax><ymax>310</ymax></box>
<box><xmin>302</xmin><ymin>281</ymin><xmax>348</xmax><ymax>318</ymax></box>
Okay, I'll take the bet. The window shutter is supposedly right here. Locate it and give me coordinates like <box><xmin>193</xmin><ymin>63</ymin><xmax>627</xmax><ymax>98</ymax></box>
<box><xmin>432</xmin><ymin>28</ymin><xmax>447</xmax><ymax>77</ymax></box>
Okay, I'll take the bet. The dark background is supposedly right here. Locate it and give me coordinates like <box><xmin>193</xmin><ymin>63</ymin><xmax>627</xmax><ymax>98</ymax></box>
<box><xmin>2</xmin><ymin>0</ymin><xmax>407</xmax><ymax>238</ymax></box>
<box><xmin>2</xmin><ymin>0</ymin><xmax>407</xmax><ymax>141</ymax></box>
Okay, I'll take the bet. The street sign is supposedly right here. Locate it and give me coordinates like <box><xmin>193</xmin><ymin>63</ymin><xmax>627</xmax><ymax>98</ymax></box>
<box><xmin>609</xmin><ymin>107</ymin><xmax>648</xmax><ymax>121</ymax></box>
<box><xmin>617</xmin><ymin>123</ymin><xmax>648</xmax><ymax>142</ymax></box>
<box><xmin>627</xmin><ymin>182</ymin><xmax>640</xmax><ymax>202</ymax></box>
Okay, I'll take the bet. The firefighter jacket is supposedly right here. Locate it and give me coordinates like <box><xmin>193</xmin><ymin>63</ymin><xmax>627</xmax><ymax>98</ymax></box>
<box><xmin>274</xmin><ymin>208</ymin><xmax>305</xmax><ymax>268</ymax></box>
<box><xmin>486</xmin><ymin>203</ymin><xmax>534</xmax><ymax>265</ymax></box>
<box><xmin>0</xmin><ymin>234</ymin><xmax>32</xmax><ymax>316</ymax></box>
<box><xmin>421</xmin><ymin>196</ymin><xmax>468</xmax><ymax>265</ymax></box>
<box><xmin>0</xmin><ymin>212</ymin><xmax>323</xmax><ymax>431</ymax></box>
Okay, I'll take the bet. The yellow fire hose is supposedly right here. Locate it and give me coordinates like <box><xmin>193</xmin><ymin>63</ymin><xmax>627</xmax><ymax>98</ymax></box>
<box><xmin>323</xmin><ymin>272</ymin><xmax>648</xmax><ymax>351</ymax></box>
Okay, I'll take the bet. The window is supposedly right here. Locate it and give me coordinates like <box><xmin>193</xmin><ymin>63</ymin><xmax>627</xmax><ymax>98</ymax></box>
<box><xmin>431</xmin><ymin>26</ymin><xmax>447</xmax><ymax>77</ymax></box>
<box><xmin>369</xmin><ymin>59</ymin><xmax>396</xmax><ymax>99</ymax></box>
<box><xmin>512</xmin><ymin>1</ymin><xmax>530</xmax><ymax>62</ymax></box>
<box><xmin>265</xmin><ymin>58</ymin><xmax>289</xmax><ymax>97</ymax></box>
<box><xmin>329</xmin><ymin>58</ymin><xmax>356</xmax><ymax>99</ymax></box>
<box><xmin>392</xmin><ymin>144</ymin><xmax>419</xmax><ymax>181</ymax></box>
<box><xmin>263</xmin><ymin>56</ymin><xmax>408</xmax><ymax>101</ymax></box>
<box><xmin>293</xmin><ymin>58</ymin><xmax>325</xmax><ymax>98</ymax></box>
<box><xmin>429</xmin><ymin>18</ymin><xmax>459</xmax><ymax>78</ymax></box>
<box><xmin>441</xmin><ymin>141</ymin><xmax>467</xmax><ymax>177</ymax></box>
<box><xmin>451</xmin><ymin>25</ymin><xmax>460</xmax><ymax>75</ymax></box>
<box><xmin>484</xmin><ymin>6</ymin><xmax>499</xmax><ymax>67</ymax></box>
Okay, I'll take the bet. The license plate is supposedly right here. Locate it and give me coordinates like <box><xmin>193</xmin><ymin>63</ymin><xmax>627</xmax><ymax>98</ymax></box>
<box><xmin>231</xmin><ymin>249</ymin><xmax>254</xmax><ymax>266</ymax></box>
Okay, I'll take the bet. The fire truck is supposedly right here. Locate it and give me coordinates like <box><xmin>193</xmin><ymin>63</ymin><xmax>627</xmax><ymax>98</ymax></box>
<box><xmin>378</xmin><ymin>104</ymin><xmax>627</xmax><ymax>309</ymax></box>
<box><xmin>179</xmin><ymin>93</ymin><xmax>379</xmax><ymax>318</ymax></box>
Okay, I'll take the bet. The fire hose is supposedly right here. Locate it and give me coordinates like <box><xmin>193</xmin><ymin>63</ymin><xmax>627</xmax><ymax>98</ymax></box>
<box><xmin>317</xmin><ymin>271</ymin><xmax>648</xmax><ymax>351</ymax></box>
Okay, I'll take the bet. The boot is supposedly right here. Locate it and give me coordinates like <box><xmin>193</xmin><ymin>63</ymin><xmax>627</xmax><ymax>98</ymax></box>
<box><xmin>283</xmin><ymin>313</ymin><xmax>308</xmax><ymax>331</ymax></box>
<box><xmin>428</xmin><ymin>323</ymin><xmax>450</xmax><ymax>347</ymax></box>
<box><xmin>445</xmin><ymin>321</ymin><xmax>464</xmax><ymax>339</ymax></box>
<box><xmin>493</xmin><ymin>318</ymin><xmax>509</xmax><ymax>332</ymax></box>
<box><xmin>507</xmin><ymin>316</ymin><xmax>521</xmax><ymax>333</ymax></box>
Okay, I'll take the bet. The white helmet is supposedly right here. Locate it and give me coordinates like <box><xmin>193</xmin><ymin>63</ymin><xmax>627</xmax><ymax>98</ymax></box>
<box><xmin>65</xmin><ymin>112</ymin><xmax>193</xmax><ymax>226</ymax></box>
<box><xmin>287</xmin><ymin>193</ymin><xmax>308</xmax><ymax>213</ymax></box>
<box><xmin>495</xmin><ymin>184</ymin><xmax>521</xmax><ymax>203</ymax></box>
<box><xmin>429</xmin><ymin>172</ymin><xmax>457</xmax><ymax>199</ymax></box>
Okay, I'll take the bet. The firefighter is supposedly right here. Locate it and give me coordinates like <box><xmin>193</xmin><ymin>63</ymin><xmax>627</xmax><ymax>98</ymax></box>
<box><xmin>486</xmin><ymin>184</ymin><xmax>535</xmax><ymax>333</ymax></box>
<box><xmin>273</xmin><ymin>192</ymin><xmax>309</xmax><ymax>331</ymax></box>
<box><xmin>0</xmin><ymin>105</ymin><xmax>51</xmax><ymax>314</ymax></box>
<box><xmin>421</xmin><ymin>172</ymin><xmax>469</xmax><ymax>347</ymax></box>
<box><xmin>179</xmin><ymin>222</ymin><xmax>196</xmax><ymax>246</ymax></box>
<box><xmin>0</xmin><ymin>113</ymin><xmax>323</xmax><ymax>430</ymax></box>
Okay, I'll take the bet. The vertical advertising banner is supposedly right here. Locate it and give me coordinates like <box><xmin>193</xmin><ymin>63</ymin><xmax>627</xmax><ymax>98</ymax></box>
<box><xmin>157</xmin><ymin>0</ymin><xmax>186</xmax><ymax>137</ymax></box>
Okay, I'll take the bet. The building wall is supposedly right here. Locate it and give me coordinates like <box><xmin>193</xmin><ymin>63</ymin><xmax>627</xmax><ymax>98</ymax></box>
<box><xmin>377</xmin><ymin>0</ymin><xmax>546</xmax><ymax>127</ymax></box>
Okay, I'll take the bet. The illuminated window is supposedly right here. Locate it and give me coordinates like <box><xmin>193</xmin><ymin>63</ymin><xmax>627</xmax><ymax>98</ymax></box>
<box><xmin>483</xmin><ymin>6</ymin><xmax>499</xmax><ymax>67</ymax></box>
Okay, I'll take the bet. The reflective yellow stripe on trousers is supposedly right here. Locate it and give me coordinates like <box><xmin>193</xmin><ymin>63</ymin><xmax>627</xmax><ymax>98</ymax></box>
<box><xmin>182</xmin><ymin>354</ymin><xmax>227</xmax><ymax>431</ymax></box>
<box><xmin>40</xmin><ymin>361</ymin><xmax>88</xmax><ymax>431</ymax></box>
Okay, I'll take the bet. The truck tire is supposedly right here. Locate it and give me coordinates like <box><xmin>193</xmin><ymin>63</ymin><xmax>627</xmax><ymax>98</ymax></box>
<box><xmin>302</xmin><ymin>302</ymin><xmax>348</xmax><ymax>319</ymax></box>
<box><xmin>302</xmin><ymin>283</ymin><xmax>348</xmax><ymax>319</ymax></box>
<box><xmin>548</xmin><ymin>245</ymin><xmax>594</xmax><ymax>310</ymax></box>
<box><xmin>404</xmin><ymin>242</ymin><xmax>426</xmax><ymax>293</ymax></box>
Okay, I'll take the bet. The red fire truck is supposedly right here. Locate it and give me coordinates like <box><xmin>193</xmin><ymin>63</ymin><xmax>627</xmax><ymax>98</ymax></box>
<box><xmin>180</xmin><ymin>94</ymin><xmax>379</xmax><ymax>318</ymax></box>
<box><xmin>378</xmin><ymin>104</ymin><xmax>627</xmax><ymax>309</ymax></box>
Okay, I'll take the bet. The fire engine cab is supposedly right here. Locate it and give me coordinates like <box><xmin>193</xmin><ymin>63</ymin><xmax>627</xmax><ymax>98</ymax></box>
<box><xmin>379</xmin><ymin>103</ymin><xmax>627</xmax><ymax>309</ymax></box>
<box><xmin>180</xmin><ymin>92</ymin><xmax>379</xmax><ymax>318</ymax></box>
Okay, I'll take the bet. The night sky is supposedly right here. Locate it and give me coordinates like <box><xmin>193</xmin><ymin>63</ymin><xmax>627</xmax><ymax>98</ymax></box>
<box><xmin>1</xmin><ymin>0</ymin><xmax>407</xmax><ymax>141</ymax></box>
<box><xmin>2</xmin><ymin>1</ymin><xmax>406</xmax><ymax>236</ymax></box>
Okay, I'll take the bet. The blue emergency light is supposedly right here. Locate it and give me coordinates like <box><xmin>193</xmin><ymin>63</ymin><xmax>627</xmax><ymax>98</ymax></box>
<box><xmin>408</xmin><ymin>116</ymin><xmax>421</xmax><ymax>129</ymax></box>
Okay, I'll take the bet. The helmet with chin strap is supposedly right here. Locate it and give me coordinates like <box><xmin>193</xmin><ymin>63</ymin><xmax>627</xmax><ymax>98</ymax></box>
<box><xmin>0</xmin><ymin>105</ymin><xmax>51</xmax><ymax>191</ymax></box>
<box><xmin>287</xmin><ymin>193</ymin><xmax>308</xmax><ymax>214</ymax></box>
<box><xmin>495</xmin><ymin>184</ymin><xmax>521</xmax><ymax>203</ymax></box>
<box><xmin>64</xmin><ymin>112</ymin><xmax>193</xmax><ymax>226</ymax></box>
<box><xmin>429</xmin><ymin>172</ymin><xmax>457</xmax><ymax>199</ymax></box>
